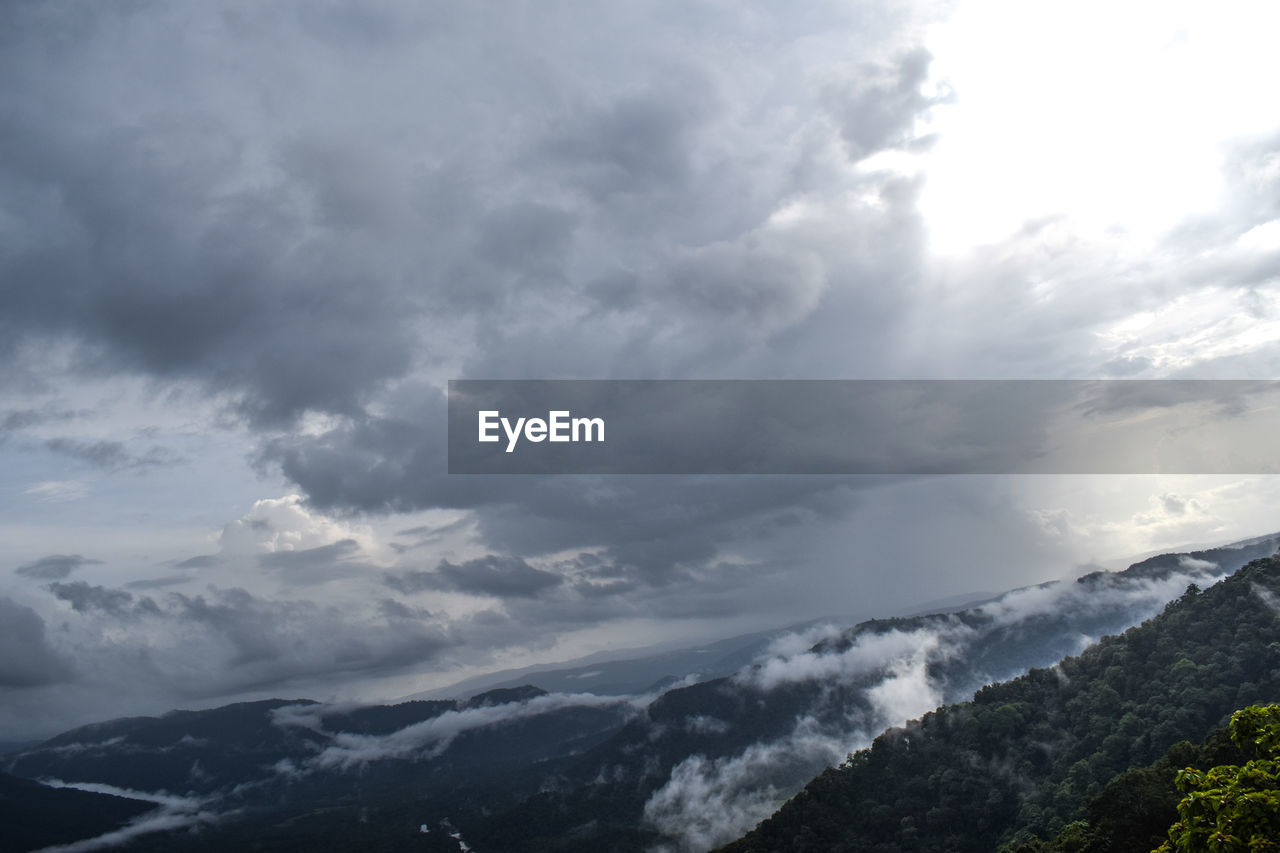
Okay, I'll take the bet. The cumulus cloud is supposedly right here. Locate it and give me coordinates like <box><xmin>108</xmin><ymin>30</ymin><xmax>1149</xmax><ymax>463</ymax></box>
<box><xmin>217</xmin><ymin>495</ymin><xmax>372</xmax><ymax>557</ymax></box>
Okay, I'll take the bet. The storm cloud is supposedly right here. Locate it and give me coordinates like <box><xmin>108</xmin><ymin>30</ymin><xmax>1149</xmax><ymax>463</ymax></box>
<box><xmin>0</xmin><ymin>1</ymin><xmax>943</xmax><ymax>416</ymax></box>
<box><xmin>43</xmin><ymin>438</ymin><xmax>181</xmax><ymax>472</ymax></box>
<box><xmin>2</xmin><ymin>0</ymin><xmax>1279</xmax><ymax>741</ymax></box>
<box><xmin>48</xmin><ymin>581</ymin><xmax>147</xmax><ymax>616</ymax></box>
<box><xmin>21</xmin><ymin>580</ymin><xmax>456</xmax><ymax>715</ymax></box>
<box><xmin>0</xmin><ymin>596</ymin><xmax>72</xmax><ymax>687</ymax></box>
<box><xmin>393</xmin><ymin>555</ymin><xmax>564</xmax><ymax>599</ymax></box>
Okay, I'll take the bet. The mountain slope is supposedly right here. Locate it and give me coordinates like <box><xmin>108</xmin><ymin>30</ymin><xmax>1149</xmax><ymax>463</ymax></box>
<box><xmin>4</xmin><ymin>688</ymin><xmax>636</xmax><ymax>852</ymax></box>
<box><xmin>0</xmin><ymin>771</ymin><xmax>156</xmax><ymax>853</ymax></box>
<box><xmin>718</xmin><ymin>554</ymin><xmax>1280</xmax><ymax>852</ymax></box>
<box><xmin>441</xmin><ymin>540</ymin><xmax>1277</xmax><ymax>852</ymax></box>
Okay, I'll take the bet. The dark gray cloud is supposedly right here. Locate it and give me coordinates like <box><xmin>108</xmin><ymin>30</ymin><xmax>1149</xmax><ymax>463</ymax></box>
<box><xmin>1</xmin><ymin>1</ymin><xmax>1275</xmax><ymax>439</ymax></box>
<box><xmin>0</xmin><ymin>0</ymin><xmax>950</xmax><ymax>612</ymax></box>
<box><xmin>387</xmin><ymin>555</ymin><xmax>563</xmax><ymax>599</ymax></box>
<box><xmin>829</xmin><ymin>48</ymin><xmax>949</xmax><ymax>161</ymax></box>
<box><xmin>383</xmin><ymin>570</ymin><xmax>442</xmax><ymax>595</ymax></box>
<box><xmin>0</xmin><ymin>597</ymin><xmax>72</xmax><ymax>688</ymax></box>
<box><xmin>43</xmin><ymin>437</ymin><xmax>182</xmax><ymax>471</ymax></box>
<box><xmin>3</xmin><ymin>0</ymin><xmax>1280</xmax><ymax>740</ymax></box>
<box><xmin>160</xmin><ymin>586</ymin><xmax>454</xmax><ymax>692</ymax></box>
<box><xmin>264</xmin><ymin>383</ymin><xmax>882</xmax><ymax>594</ymax></box>
<box><xmin>49</xmin><ymin>580</ymin><xmax>154</xmax><ymax>616</ymax></box>
<box><xmin>378</xmin><ymin>598</ymin><xmax>433</xmax><ymax>621</ymax></box>
<box><xmin>254</xmin><ymin>539</ymin><xmax>370</xmax><ymax>585</ymax></box>
<box><xmin>125</xmin><ymin>575</ymin><xmax>196</xmax><ymax>590</ymax></box>
<box><xmin>0</xmin><ymin>0</ymin><xmax>941</xmax><ymax>430</ymax></box>
<box><xmin>38</xmin><ymin>581</ymin><xmax>452</xmax><ymax>698</ymax></box>
<box><xmin>1</xmin><ymin>408</ymin><xmax>50</xmax><ymax>432</ymax></box>
<box><xmin>0</xmin><ymin>405</ymin><xmax>83</xmax><ymax>434</ymax></box>
<box><xmin>276</xmin><ymin>400</ymin><xmax>871</xmax><ymax>590</ymax></box>
<box><xmin>15</xmin><ymin>553</ymin><xmax>102</xmax><ymax>580</ymax></box>
<box><xmin>0</xmin><ymin>98</ymin><xmax>416</xmax><ymax>427</ymax></box>
<box><xmin>538</xmin><ymin>85</ymin><xmax>714</xmax><ymax>199</ymax></box>
<box><xmin>388</xmin><ymin>518</ymin><xmax>471</xmax><ymax>554</ymax></box>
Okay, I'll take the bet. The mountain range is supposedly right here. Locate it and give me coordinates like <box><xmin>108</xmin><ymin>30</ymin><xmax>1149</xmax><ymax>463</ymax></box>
<box><xmin>4</xmin><ymin>533</ymin><xmax>1278</xmax><ymax>852</ymax></box>
<box><xmin>720</xmin><ymin>550</ymin><xmax>1280</xmax><ymax>851</ymax></box>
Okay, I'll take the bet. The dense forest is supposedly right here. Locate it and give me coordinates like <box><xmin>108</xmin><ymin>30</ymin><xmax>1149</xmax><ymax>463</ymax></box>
<box><xmin>719</xmin><ymin>555</ymin><xmax>1280</xmax><ymax>852</ymax></box>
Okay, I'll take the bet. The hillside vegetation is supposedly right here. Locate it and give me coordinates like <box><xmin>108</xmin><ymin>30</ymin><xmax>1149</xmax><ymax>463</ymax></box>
<box><xmin>720</xmin><ymin>556</ymin><xmax>1280</xmax><ymax>852</ymax></box>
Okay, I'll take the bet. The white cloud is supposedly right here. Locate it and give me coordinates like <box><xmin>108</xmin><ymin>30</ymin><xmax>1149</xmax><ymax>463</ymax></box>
<box><xmin>274</xmin><ymin>691</ymin><xmax>647</xmax><ymax>773</ymax></box>
<box><xmin>32</xmin><ymin>781</ymin><xmax>217</xmax><ymax>853</ymax></box>
<box><xmin>217</xmin><ymin>494</ymin><xmax>375</xmax><ymax>560</ymax></box>
<box><xmin>23</xmin><ymin>481</ymin><xmax>88</xmax><ymax>502</ymax></box>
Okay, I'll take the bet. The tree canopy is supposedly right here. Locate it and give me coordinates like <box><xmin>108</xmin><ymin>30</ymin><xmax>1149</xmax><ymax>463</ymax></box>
<box><xmin>1156</xmin><ymin>703</ymin><xmax>1280</xmax><ymax>853</ymax></box>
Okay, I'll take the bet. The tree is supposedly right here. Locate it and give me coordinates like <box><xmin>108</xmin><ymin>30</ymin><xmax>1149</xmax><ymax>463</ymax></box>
<box><xmin>1155</xmin><ymin>704</ymin><xmax>1280</xmax><ymax>852</ymax></box>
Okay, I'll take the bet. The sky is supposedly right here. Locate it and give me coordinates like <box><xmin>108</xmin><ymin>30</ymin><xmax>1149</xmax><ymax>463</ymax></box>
<box><xmin>2</xmin><ymin>0</ymin><xmax>1280</xmax><ymax>740</ymax></box>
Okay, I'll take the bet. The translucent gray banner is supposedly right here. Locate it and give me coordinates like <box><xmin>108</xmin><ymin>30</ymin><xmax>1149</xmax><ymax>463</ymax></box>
<box><xmin>447</xmin><ymin>380</ymin><xmax>1280</xmax><ymax>474</ymax></box>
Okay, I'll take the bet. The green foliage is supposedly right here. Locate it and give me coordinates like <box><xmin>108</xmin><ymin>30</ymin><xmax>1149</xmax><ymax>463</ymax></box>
<box><xmin>995</xmin><ymin>726</ymin><xmax>1250</xmax><ymax>853</ymax></box>
<box><xmin>1155</xmin><ymin>704</ymin><xmax>1280</xmax><ymax>852</ymax></box>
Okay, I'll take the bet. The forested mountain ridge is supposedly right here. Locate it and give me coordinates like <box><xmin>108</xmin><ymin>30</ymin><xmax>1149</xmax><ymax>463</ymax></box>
<box><xmin>718</xmin><ymin>554</ymin><xmax>1280</xmax><ymax>853</ymax></box>
<box><xmin>434</xmin><ymin>540</ymin><xmax>1269</xmax><ymax>851</ymax></box>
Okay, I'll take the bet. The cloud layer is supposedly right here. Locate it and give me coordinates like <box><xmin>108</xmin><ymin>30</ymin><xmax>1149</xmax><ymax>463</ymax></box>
<box><xmin>1</xmin><ymin>0</ymin><xmax>1279</xmax><ymax>740</ymax></box>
